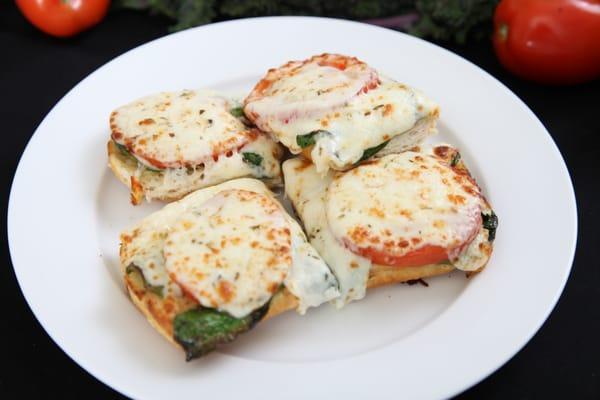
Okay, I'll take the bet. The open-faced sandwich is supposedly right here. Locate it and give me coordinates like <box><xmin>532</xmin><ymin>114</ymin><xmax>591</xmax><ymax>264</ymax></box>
<box><xmin>112</xmin><ymin>54</ymin><xmax>498</xmax><ymax>361</ymax></box>
<box><xmin>119</xmin><ymin>178</ymin><xmax>340</xmax><ymax>360</ymax></box>
<box><xmin>283</xmin><ymin>144</ymin><xmax>497</xmax><ymax>306</ymax></box>
<box><xmin>108</xmin><ymin>89</ymin><xmax>283</xmax><ymax>205</ymax></box>
<box><xmin>243</xmin><ymin>53</ymin><xmax>439</xmax><ymax>174</ymax></box>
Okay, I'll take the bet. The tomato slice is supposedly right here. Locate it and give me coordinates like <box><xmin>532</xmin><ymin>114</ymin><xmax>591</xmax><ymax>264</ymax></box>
<box><xmin>337</xmin><ymin>207</ymin><xmax>482</xmax><ymax>268</ymax></box>
<box><xmin>244</xmin><ymin>53</ymin><xmax>380</xmax><ymax>130</ymax></box>
<box><xmin>326</xmin><ymin>151</ymin><xmax>483</xmax><ymax>269</ymax></box>
<box><xmin>352</xmin><ymin>244</ymin><xmax>449</xmax><ymax>267</ymax></box>
<box><xmin>246</xmin><ymin>54</ymin><xmax>380</xmax><ymax>100</ymax></box>
<box><xmin>316</xmin><ymin>55</ymin><xmax>350</xmax><ymax>70</ymax></box>
<box><xmin>347</xmin><ymin>239</ymin><xmax>476</xmax><ymax>268</ymax></box>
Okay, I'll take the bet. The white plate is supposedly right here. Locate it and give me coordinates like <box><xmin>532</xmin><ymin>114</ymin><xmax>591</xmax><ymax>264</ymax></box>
<box><xmin>8</xmin><ymin>17</ymin><xmax>577</xmax><ymax>399</ymax></box>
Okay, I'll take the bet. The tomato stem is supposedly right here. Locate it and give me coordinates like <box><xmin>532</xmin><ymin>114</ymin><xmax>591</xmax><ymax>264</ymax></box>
<box><xmin>497</xmin><ymin>23</ymin><xmax>508</xmax><ymax>42</ymax></box>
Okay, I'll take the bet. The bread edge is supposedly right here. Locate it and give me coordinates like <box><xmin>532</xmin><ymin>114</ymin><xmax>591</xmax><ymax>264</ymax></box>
<box><xmin>124</xmin><ymin>260</ymin><xmax>468</xmax><ymax>355</ymax></box>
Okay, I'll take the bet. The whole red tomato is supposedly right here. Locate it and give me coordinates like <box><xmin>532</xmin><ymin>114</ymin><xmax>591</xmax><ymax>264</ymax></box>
<box><xmin>16</xmin><ymin>0</ymin><xmax>111</xmax><ymax>38</ymax></box>
<box><xmin>493</xmin><ymin>0</ymin><xmax>600</xmax><ymax>84</ymax></box>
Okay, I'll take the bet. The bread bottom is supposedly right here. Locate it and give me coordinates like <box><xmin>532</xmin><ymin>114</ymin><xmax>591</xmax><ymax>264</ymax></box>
<box><xmin>108</xmin><ymin>141</ymin><xmax>184</xmax><ymax>203</ymax></box>
<box><xmin>124</xmin><ymin>261</ymin><xmax>458</xmax><ymax>356</ymax></box>
<box><xmin>108</xmin><ymin>141</ymin><xmax>281</xmax><ymax>204</ymax></box>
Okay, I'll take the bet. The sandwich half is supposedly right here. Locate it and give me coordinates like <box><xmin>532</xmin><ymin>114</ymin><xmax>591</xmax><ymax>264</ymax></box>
<box><xmin>283</xmin><ymin>144</ymin><xmax>497</xmax><ymax>306</ymax></box>
<box><xmin>109</xmin><ymin>89</ymin><xmax>283</xmax><ymax>205</ymax></box>
<box><xmin>243</xmin><ymin>53</ymin><xmax>439</xmax><ymax>174</ymax></box>
<box><xmin>120</xmin><ymin>178</ymin><xmax>340</xmax><ymax>360</ymax></box>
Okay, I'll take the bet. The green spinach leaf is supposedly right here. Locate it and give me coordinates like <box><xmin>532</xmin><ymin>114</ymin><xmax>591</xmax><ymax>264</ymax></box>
<box><xmin>242</xmin><ymin>152</ymin><xmax>263</xmax><ymax>166</ymax></box>
<box><xmin>450</xmin><ymin>151</ymin><xmax>461</xmax><ymax>167</ymax></box>
<box><xmin>126</xmin><ymin>264</ymin><xmax>164</xmax><ymax>297</ymax></box>
<box><xmin>481</xmin><ymin>211</ymin><xmax>498</xmax><ymax>242</ymax></box>
<box><xmin>114</xmin><ymin>141</ymin><xmax>133</xmax><ymax>158</ymax></box>
<box><xmin>296</xmin><ymin>130</ymin><xmax>328</xmax><ymax>148</ymax></box>
<box><xmin>114</xmin><ymin>140</ymin><xmax>163</xmax><ymax>173</ymax></box>
<box><xmin>358</xmin><ymin>140</ymin><xmax>389</xmax><ymax>163</ymax></box>
<box><xmin>230</xmin><ymin>106</ymin><xmax>245</xmax><ymax>118</ymax></box>
<box><xmin>174</xmin><ymin>304</ymin><xmax>269</xmax><ymax>360</ymax></box>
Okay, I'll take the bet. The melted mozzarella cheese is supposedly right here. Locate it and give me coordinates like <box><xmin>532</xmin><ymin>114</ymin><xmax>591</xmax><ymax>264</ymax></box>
<box><xmin>283</xmin><ymin>150</ymin><xmax>494</xmax><ymax>303</ymax></box>
<box><xmin>111</xmin><ymin>89</ymin><xmax>253</xmax><ymax>169</ymax></box>
<box><xmin>164</xmin><ymin>189</ymin><xmax>292</xmax><ymax>318</ymax></box>
<box><xmin>133</xmin><ymin>133</ymin><xmax>283</xmax><ymax>202</ymax></box>
<box><xmin>307</xmin><ymin>80</ymin><xmax>438</xmax><ymax>173</ymax></box>
<box><xmin>245</xmin><ymin>55</ymin><xmax>377</xmax><ymax>126</ymax></box>
<box><xmin>283</xmin><ymin>158</ymin><xmax>371</xmax><ymax>307</ymax></box>
<box><xmin>325</xmin><ymin>152</ymin><xmax>482</xmax><ymax>261</ymax></box>
<box><xmin>119</xmin><ymin>178</ymin><xmax>339</xmax><ymax>316</ymax></box>
<box><xmin>244</xmin><ymin>54</ymin><xmax>439</xmax><ymax>173</ymax></box>
<box><xmin>285</xmin><ymin>223</ymin><xmax>340</xmax><ymax>314</ymax></box>
<box><xmin>452</xmin><ymin>228</ymin><xmax>490</xmax><ymax>271</ymax></box>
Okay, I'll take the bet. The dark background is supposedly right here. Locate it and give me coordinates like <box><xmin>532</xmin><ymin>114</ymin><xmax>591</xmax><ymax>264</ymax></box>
<box><xmin>1</xmin><ymin>2</ymin><xmax>598</xmax><ymax>399</ymax></box>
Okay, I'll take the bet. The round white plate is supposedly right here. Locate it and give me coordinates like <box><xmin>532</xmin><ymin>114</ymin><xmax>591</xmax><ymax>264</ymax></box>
<box><xmin>8</xmin><ymin>17</ymin><xmax>577</xmax><ymax>399</ymax></box>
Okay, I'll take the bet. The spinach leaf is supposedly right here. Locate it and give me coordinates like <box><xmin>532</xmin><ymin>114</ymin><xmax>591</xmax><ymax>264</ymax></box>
<box><xmin>145</xmin><ymin>166</ymin><xmax>163</xmax><ymax>173</ymax></box>
<box><xmin>113</xmin><ymin>140</ymin><xmax>163</xmax><ymax>173</ymax></box>
<box><xmin>126</xmin><ymin>264</ymin><xmax>164</xmax><ymax>297</ymax></box>
<box><xmin>242</xmin><ymin>152</ymin><xmax>263</xmax><ymax>166</ymax></box>
<box><xmin>114</xmin><ymin>141</ymin><xmax>133</xmax><ymax>158</ymax></box>
<box><xmin>450</xmin><ymin>151</ymin><xmax>461</xmax><ymax>167</ymax></box>
<box><xmin>358</xmin><ymin>140</ymin><xmax>389</xmax><ymax>163</ymax></box>
<box><xmin>174</xmin><ymin>304</ymin><xmax>269</xmax><ymax>361</ymax></box>
<box><xmin>481</xmin><ymin>211</ymin><xmax>498</xmax><ymax>242</ymax></box>
<box><xmin>296</xmin><ymin>130</ymin><xmax>328</xmax><ymax>148</ymax></box>
<box><xmin>230</xmin><ymin>106</ymin><xmax>245</xmax><ymax>118</ymax></box>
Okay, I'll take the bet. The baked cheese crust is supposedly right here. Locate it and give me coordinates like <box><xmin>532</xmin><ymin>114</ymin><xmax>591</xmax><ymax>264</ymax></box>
<box><xmin>107</xmin><ymin>89</ymin><xmax>284</xmax><ymax>205</ymax></box>
<box><xmin>120</xmin><ymin>178</ymin><xmax>340</xmax><ymax>357</ymax></box>
<box><xmin>244</xmin><ymin>54</ymin><xmax>439</xmax><ymax>173</ymax></box>
<box><xmin>108</xmin><ymin>139</ymin><xmax>283</xmax><ymax>204</ymax></box>
<box><xmin>282</xmin><ymin>144</ymin><xmax>494</xmax><ymax>307</ymax></box>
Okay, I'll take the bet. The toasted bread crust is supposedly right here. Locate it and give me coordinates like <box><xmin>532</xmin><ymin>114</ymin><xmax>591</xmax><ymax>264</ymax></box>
<box><xmin>124</xmin><ymin>271</ymin><xmax>197</xmax><ymax>347</ymax></box>
<box><xmin>124</xmin><ymin>258</ymin><xmax>464</xmax><ymax>354</ymax></box>
<box><xmin>108</xmin><ymin>141</ymin><xmax>282</xmax><ymax>204</ymax></box>
<box><xmin>108</xmin><ymin>141</ymin><xmax>137</xmax><ymax>188</ymax></box>
<box><xmin>366</xmin><ymin>263</ymin><xmax>456</xmax><ymax>289</ymax></box>
<box><xmin>108</xmin><ymin>141</ymin><xmax>185</xmax><ymax>203</ymax></box>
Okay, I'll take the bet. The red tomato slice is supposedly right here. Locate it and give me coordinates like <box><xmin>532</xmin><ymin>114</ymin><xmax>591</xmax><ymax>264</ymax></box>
<box><xmin>337</xmin><ymin>204</ymin><xmax>482</xmax><ymax>268</ymax></box>
<box><xmin>347</xmin><ymin>236</ymin><xmax>477</xmax><ymax>268</ymax></box>
<box><xmin>247</xmin><ymin>54</ymin><xmax>379</xmax><ymax>100</ymax></box>
<box><xmin>353</xmin><ymin>244</ymin><xmax>450</xmax><ymax>267</ymax></box>
<box><xmin>243</xmin><ymin>53</ymin><xmax>380</xmax><ymax>128</ymax></box>
<box><xmin>326</xmin><ymin>152</ymin><xmax>483</xmax><ymax>269</ymax></box>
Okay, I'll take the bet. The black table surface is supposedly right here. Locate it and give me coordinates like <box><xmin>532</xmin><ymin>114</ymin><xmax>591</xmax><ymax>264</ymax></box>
<box><xmin>2</xmin><ymin>3</ymin><xmax>599</xmax><ymax>399</ymax></box>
